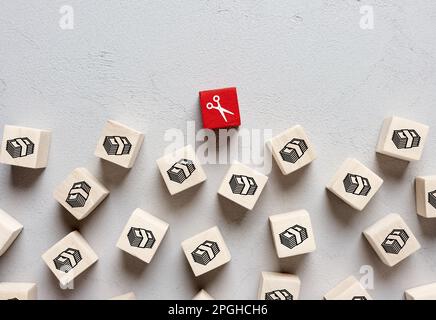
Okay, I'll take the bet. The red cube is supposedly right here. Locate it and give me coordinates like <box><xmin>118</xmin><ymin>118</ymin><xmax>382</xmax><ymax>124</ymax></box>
<box><xmin>199</xmin><ymin>87</ymin><xmax>241</xmax><ymax>129</ymax></box>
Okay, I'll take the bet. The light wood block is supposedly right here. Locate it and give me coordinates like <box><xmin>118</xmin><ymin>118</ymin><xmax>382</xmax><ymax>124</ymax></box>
<box><xmin>324</xmin><ymin>276</ymin><xmax>372</xmax><ymax>300</ymax></box>
<box><xmin>218</xmin><ymin>162</ymin><xmax>268</xmax><ymax>210</ymax></box>
<box><xmin>116</xmin><ymin>208</ymin><xmax>169</xmax><ymax>263</ymax></box>
<box><xmin>181</xmin><ymin>226</ymin><xmax>231</xmax><ymax>277</ymax></box>
<box><xmin>193</xmin><ymin>289</ymin><xmax>214</xmax><ymax>300</ymax></box>
<box><xmin>269</xmin><ymin>210</ymin><xmax>316</xmax><ymax>258</ymax></box>
<box><xmin>267</xmin><ymin>125</ymin><xmax>316</xmax><ymax>175</ymax></box>
<box><xmin>363</xmin><ymin>213</ymin><xmax>421</xmax><ymax>267</ymax></box>
<box><xmin>110</xmin><ymin>292</ymin><xmax>136</xmax><ymax>300</ymax></box>
<box><xmin>405</xmin><ymin>283</ymin><xmax>436</xmax><ymax>300</ymax></box>
<box><xmin>95</xmin><ymin>120</ymin><xmax>144</xmax><ymax>168</ymax></box>
<box><xmin>0</xmin><ymin>208</ymin><xmax>23</xmax><ymax>256</ymax></box>
<box><xmin>0</xmin><ymin>282</ymin><xmax>37</xmax><ymax>300</ymax></box>
<box><xmin>0</xmin><ymin>125</ymin><xmax>51</xmax><ymax>168</ymax></box>
<box><xmin>376</xmin><ymin>116</ymin><xmax>429</xmax><ymax>161</ymax></box>
<box><xmin>156</xmin><ymin>145</ymin><xmax>207</xmax><ymax>195</ymax></box>
<box><xmin>416</xmin><ymin>176</ymin><xmax>436</xmax><ymax>218</ymax></box>
<box><xmin>53</xmin><ymin>167</ymin><xmax>109</xmax><ymax>220</ymax></box>
<box><xmin>257</xmin><ymin>271</ymin><xmax>300</xmax><ymax>300</ymax></box>
<box><xmin>41</xmin><ymin>231</ymin><xmax>98</xmax><ymax>286</ymax></box>
<box><xmin>327</xmin><ymin>158</ymin><xmax>383</xmax><ymax>211</ymax></box>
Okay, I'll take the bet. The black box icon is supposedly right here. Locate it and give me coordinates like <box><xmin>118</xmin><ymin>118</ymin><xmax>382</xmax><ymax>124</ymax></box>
<box><xmin>167</xmin><ymin>159</ymin><xmax>196</xmax><ymax>183</ymax></box>
<box><xmin>428</xmin><ymin>190</ymin><xmax>436</xmax><ymax>209</ymax></box>
<box><xmin>343</xmin><ymin>173</ymin><xmax>371</xmax><ymax>196</ymax></box>
<box><xmin>229</xmin><ymin>174</ymin><xmax>257</xmax><ymax>195</ymax></box>
<box><xmin>191</xmin><ymin>240</ymin><xmax>220</xmax><ymax>265</ymax></box>
<box><xmin>265</xmin><ymin>289</ymin><xmax>293</xmax><ymax>300</ymax></box>
<box><xmin>53</xmin><ymin>248</ymin><xmax>82</xmax><ymax>273</ymax></box>
<box><xmin>279</xmin><ymin>138</ymin><xmax>308</xmax><ymax>163</ymax></box>
<box><xmin>66</xmin><ymin>181</ymin><xmax>91</xmax><ymax>208</ymax></box>
<box><xmin>279</xmin><ymin>224</ymin><xmax>308</xmax><ymax>249</ymax></box>
<box><xmin>6</xmin><ymin>137</ymin><xmax>34</xmax><ymax>158</ymax></box>
<box><xmin>392</xmin><ymin>129</ymin><xmax>420</xmax><ymax>149</ymax></box>
<box><xmin>103</xmin><ymin>136</ymin><xmax>132</xmax><ymax>155</ymax></box>
<box><xmin>127</xmin><ymin>227</ymin><xmax>155</xmax><ymax>249</ymax></box>
<box><xmin>382</xmin><ymin>229</ymin><xmax>409</xmax><ymax>254</ymax></box>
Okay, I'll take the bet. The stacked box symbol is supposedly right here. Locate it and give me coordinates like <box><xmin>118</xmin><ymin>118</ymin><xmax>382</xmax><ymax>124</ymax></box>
<box><xmin>6</xmin><ymin>137</ymin><xmax>35</xmax><ymax>158</ymax></box>
<box><xmin>265</xmin><ymin>289</ymin><xmax>293</xmax><ymax>300</ymax></box>
<box><xmin>279</xmin><ymin>138</ymin><xmax>308</xmax><ymax>163</ymax></box>
<box><xmin>343</xmin><ymin>173</ymin><xmax>371</xmax><ymax>196</ymax></box>
<box><xmin>191</xmin><ymin>240</ymin><xmax>220</xmax><ymax>265</ymax></box>
<box><xmin>103</xmin><ymin>136</ymin><xmax>132</xmax><ymax>155</ymax></box>
<box><xmin>382</xmin><ymin>229</ymin><xmax>409</xmax><ymax>254</ymax></box>
<box><xmin>428</xmin><ymin>190</ymin><xmax>436</xmax><ymax>209</ymax></box>
<box><xmin>392</xmin><ymin>129</ymin><xmax>420</xmax><ymax>149</ymax></box>
<box><xmin>127</xmin><ymin>227</ymin><xmax>155</xmax><ymax>249</ymax></box>
<box><xmin>167</xmin><ymin>159</ymin><xmax>196</xmax><ymax>184</ymax></box>
<box><xmin>53</xmin><ymin>248</ymin><xmax>82</xmax><ymax>273</ymax></box>
<box><xmin>66</xmin><ymin>181</ymin><xmax>91</xmax><ymax>208</ymax></box>
<box><xmin>352</xmin><ymin>296</ymin><xmax>367</xmax><ymax>300</ymax></box>
<box><xmin>279</xmin><ymin>224</ymin><xmax>308</xmax><ymax>250</ymax></box>
<box><xmin>229</xmin><ymin>174</ymin><xmax>257</xmax><ymax>195</ymax></box>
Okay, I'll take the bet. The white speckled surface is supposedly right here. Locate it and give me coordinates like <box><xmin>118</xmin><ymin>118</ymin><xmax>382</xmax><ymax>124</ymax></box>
<box><xmin>0</xmin><ymin>1</ymin><xmax>436</xmax><ymax>300</ymax></box>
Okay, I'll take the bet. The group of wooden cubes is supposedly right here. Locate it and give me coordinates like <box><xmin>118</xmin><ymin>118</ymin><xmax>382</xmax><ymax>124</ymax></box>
<box><xmin>0</xmin><ymin>112</ymin><xmax>434</xmax><ymax>299</ymax></box>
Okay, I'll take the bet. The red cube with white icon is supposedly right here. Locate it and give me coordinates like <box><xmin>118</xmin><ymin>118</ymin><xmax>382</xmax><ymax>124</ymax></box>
<box><xmin>199</xmin><ymin>87</ymin><xmax>241</xmax><ymax>129</ymax></box>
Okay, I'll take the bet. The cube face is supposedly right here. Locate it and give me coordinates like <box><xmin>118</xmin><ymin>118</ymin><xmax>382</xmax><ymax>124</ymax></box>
<box><xmin>269</xmin><ymin>126</ymin><xmax>317</xmax><ymax>175</ymax></box>
<box><xmin>415</xmin><ymin>176</ymin><xmax>436</xmax><ymax>218</ymax></box>
<box><xmin>95</xmin><ymin>120</ymin><xmax>144</xmax><ymax>168</ymax></box>
<box><xmin>327</xmin><ymin>158</ymin><xmax>383</xmax><ymax>211</ymax></box>
<box><xmin>42</xmin><ymin>231</ymin><xmax>98</xmax><ymax>286</ymax></box>
<box><xmin>405</xmin><ymin>283</ymin><xmax>436</xmax><ymax>300</ymax></box>
<box><xmin>376</xmin><ymin>117</ymin><xmax>429</xmax><ymax>161</ymax></box>
<box><xmin>0</xmin><ymin>209</ymin><xmax>23</xmax><ymax>256</ymax></box>
<box><xmin>193</xmin><ymin>289</ymin><xmax>214</xmax><ymax>300</ymax></box>
<box><xmin>218</xmin><ymin>162</ymin><xmax>268</xmax><ymax>210</ymax></box>
<box><xmin>199</xmin><ymin>87</ymin><xmax>241</xmax><ymax>129</ymax></box>
<box><xmin>257</xmin><ymin>272</ymin><xmax>300</xmax><ymax>300</ymax></box>
<box><xmin>116</xmin><ymin>209</ymin><xmax>169</xmax><ymax>263</ymax></box>
<box><xmin>181</xmin><ymin>226</ymin><xmax>231</xmax><ymax>277</ymax></box>
<box><xmin>110</xmin><ymin>292</ymin><xmax>136</xmax><ymax>300</ymax></box>
<box><xmin>53</xmin><ymin>168</ymin><xmax>109</xmax><ymax>220</ymax></box>
<box><xmin>363</xmin><ymin>213</ymin><xmax>421</xmax><ymax>267</ymax></box>
<box><xmin>156</xmin><ymin>145</ymin><xmax>206</xmax><ymax>195</ymax></box>
<box><xmin>324</xmin><ymin>276</ymin><xmax>372</xmax><ymax>300</ymax></box>
<box><xmin>0</xmin><ymin>125</ymin><xmax>51</xmax><ymax>168</ymax></box>
<box><xmin>0</xmin><ymin>283</ymin><xmax>37</xmax><ymax>300</ymax></box>
<box><xmin>269</xmin><ymin>210</ymin><xmax>316</xmax><ymax>258</ymax></box>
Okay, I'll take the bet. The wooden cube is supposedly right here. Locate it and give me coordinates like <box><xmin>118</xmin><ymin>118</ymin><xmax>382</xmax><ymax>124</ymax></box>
<box><xmin>181</xmin><ymin>226</ymin><xmax>231</xmax><ymax>277</ymax></box>
<box><xmin>376</xmin><ymin>116</ymin><xmax>429</xmax><ymax>161</ymax></box>
<box><xmin>327</xmin><ymin>158</ymin><xmax>383</xmax><ymax>211</ymax></box>
<box><xmin>269</xmin><ymin>210</ymin><xmax>316</xmax><ymax>258</ymax></box>
<box><xmin>257</xmin><ymin>272</ymin><xmax>300</xmax><ymax>300</ymax></box>
<box><xmin>193</xmin><ymin>289</ymin><xmax>214</xmax><ymax>300</ymax></box>
<box><xmin>0</xmin><ymin>125</ymin><xmax>51</xmax><ymax>168</ymax></box>
<box><xmin>324</xmin><ymin>276</ymin><xmax>372</xmax><ymax>300</ymax></box>
<box><xmin>405</xmin><ymin>283</ymin><xmax>436</xmax><ymax>300</ymax></box>
<box><xmin>363</xmin><ymin>213</ymin><xmax>421</xmax><ymax>267</ymax></box>
<box><xmin>109</xmin><ymin>292</ymin><xmax>136</xmax><ymax>300</ymax></box>
<box><xmin>116</xmin><ymin>208</ymin><xmax>169</xmax><ymax>263</ymax></box>
<box><xmin>41</xmin><ymin>231</ymin><xmax>98</xmax><ymax>286</ymax></box>
<box><xmin>94</xmin><ymin>120</ymin><xmax>144</xmax><ymax>168</ymax></box>
<box><xmin>156</xmin><ymin>145</ymin><xmax>206</xmax><ymax>195</ymax></box>
<box><xmin>0</xmin><ymin>208</ymin><xmax>23</xmax><ymax>256</ymax></box>
<box><xmin>267</xmin><ymin>125</ymin><xmax>316</xmax><ymax>175</ymax></box>
<box><xmin>0</xmin><ymin>282</ymin><xmax>37</xmax><ymax>300</ymax></box>
<box><xmin>53</xmin><ymin>168</ymin><xmax>109</xmax><ymax>220</ymax></box>
<box><xmin>415</xmin><ymin>176</ymin><xmax>436</xmax><ymax>218</ymax></box>
<box><xmin>218</xmin><ymin>162</ymin><xmax>268</xmax><ymax>210</ymax></box>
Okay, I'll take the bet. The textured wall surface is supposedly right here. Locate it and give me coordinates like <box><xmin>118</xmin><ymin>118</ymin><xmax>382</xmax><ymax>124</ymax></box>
<box><xmin>0</xmin><ymin>1</ymin><xmax>436</xmax><ymax>300</ymax></box>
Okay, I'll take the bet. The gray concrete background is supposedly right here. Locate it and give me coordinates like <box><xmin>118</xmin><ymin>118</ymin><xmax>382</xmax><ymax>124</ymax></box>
<box><xmin>1</xmin><ymin>0</ymin><xmax>436</xmax><ymax>300</ymax></box>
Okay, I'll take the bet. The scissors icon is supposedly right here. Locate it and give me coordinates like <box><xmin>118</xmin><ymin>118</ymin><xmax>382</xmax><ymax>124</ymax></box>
<box><xmin>206</xmin><ymin>95</ymin><xmax>234</xmax><ymax>123</ymax></box>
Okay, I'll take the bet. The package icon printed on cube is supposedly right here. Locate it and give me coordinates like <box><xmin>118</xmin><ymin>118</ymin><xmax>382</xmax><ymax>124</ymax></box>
<box><xmin>280</xmin><ymin>139</ymin><xmax>307</xmax><ymax>163</ymax></box>
<box><xmin>157</xmin><ymin>145</ymin><xmax>206</xmax><ymax>195</ymax></box>
<box><xmin>265</xmin><ymin>289</ymin><xmax>293</xmax><ymax>300</ymax></box>
<box><xmin>376</xmin><ymin>116</ymin><xmax>429</xmax><ymax>161</ymax></box>
<box><xmin>257</xmin><ymin>272</ymin><xmax>301</xmax><ymax>300</ymax></box>
<box><xmin>415</xmin><ymin>176</ymin><xmax>436</xmax><ymax>218</ymax></box>
<box><xmin>229</xmin><ymin>174</ymin><xmax>258</xmax><ymax>195</ymax></box>
<box><xmin>280</xmin><ymin>225</ymin><xmax>308</xmax><ymax>250</ymax></box>
<box><xmin>95</xmin><ymin>120</ymin><xmax>144</xmax><ymax>168</ymax></box>
<box><xmin>0</xmin><ymin>125</ymin><xmax>51</xmax><ymax>168</ymax></box>
<box><xmin>116</xmin><ymin>209</ymin><xmax>169</xmax><ymax>263</ymax></box>
<box><xmin>327</xmin><ymin>158</ymin><xmax>383</xmax><ymax>211</ymax></box>
<box><xmin>199</xmin><ymin>87</ymin><xmax>241</xmax><ymax>129</ymax></box>
<box><xmin>382</xmin><ymin>229</ymin><xmax>409</xmax><ymax>254</ymax></box>
<box><xmin>181</xmin><ymin>226</ymin><xmax>231</xmax><ymax>277</ymax></box>
<box><xmin>66</xmin><ymin>181</ymin><xmax>91</xmax><ymax>208</ymax></box>
<box><xmin>53</xmin><ymin>248</ymin><xmax>82</xmax><ymax>273</ymax></box>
